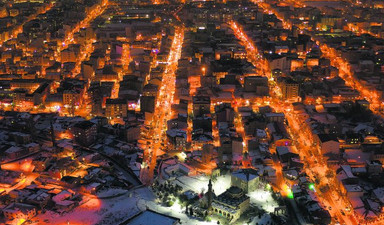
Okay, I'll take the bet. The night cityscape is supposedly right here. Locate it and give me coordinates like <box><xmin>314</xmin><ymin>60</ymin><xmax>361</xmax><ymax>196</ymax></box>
<box><xmin>0</xmin><ymin>0</ymin><xmax>384</xmax><ymax>224</ymax></box>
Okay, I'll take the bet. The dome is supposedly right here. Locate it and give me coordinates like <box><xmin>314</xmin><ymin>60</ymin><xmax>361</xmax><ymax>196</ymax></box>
<box><xmin>227</xmin><ymin>186</ymin><xmax>243</xmax><ymax>198</ymax></box>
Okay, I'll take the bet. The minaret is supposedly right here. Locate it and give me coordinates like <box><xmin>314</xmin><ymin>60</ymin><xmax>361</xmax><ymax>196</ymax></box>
<box><xmin>50</xmin><ymin>120</ymin><xmax>56</xmax><ymax>147</ymax></box>
<box><xmin>207</xmin><ymin>179</ymin><xmax>213</xmax><ymax>211</ymax></box>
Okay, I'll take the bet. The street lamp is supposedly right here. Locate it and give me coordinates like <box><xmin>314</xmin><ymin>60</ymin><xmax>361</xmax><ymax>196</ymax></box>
<box><xmin>309</xmin><ymin>183</ymin><xmax>315</xmax><ymax>191</ymax></box>
<box><xmin>201</xmin><ymin>66</ymin><xmax>206</xmax><ymax>76</ymax></box>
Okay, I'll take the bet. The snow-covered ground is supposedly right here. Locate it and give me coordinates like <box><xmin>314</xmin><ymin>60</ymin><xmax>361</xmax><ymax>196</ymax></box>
<box><xmin>96</xmin><ymin>188</ymin><xmax>128</xmax><ymax>198</ymax></box>
<box><xmin>150</xmin><ymin>174</ymin><xmax>276</xmax><ymax>225</ymax></box>
<box><xmin>28</xmin><ymin>175</ymin><xmax>277</xmax><ymax>225</ymax></box>
<box><xmin>145</xmin><ymin>188</ymin><xmax>275</xmax><ymax>225</ymax></box>
<box><xmin>30</xmin><ymin>188</ymin><xmax>147</xmax><ymax>225</ymax></box>
<box><xmin>248</xmin><ymin>189</ymin><xmax>279</xmax><ymax>213</ymax></box>
<box><xmin>174</xmin><ymin>174</ymin><xmax>231</xmax><ymax>195</ymax></box>
<box><xmin>249</xmin><ymin>213</ymin><xmax>273</xmax><ymax>225</ymax></box>
<box><xmin>140</xmin><ymin>174</ymin><xmax>234</xmax><ymax>225</ymax></box>
<box><xmin>145</xmin><ymin>198</ymin><xmax>222</xmax><ymax>225</ymax></box>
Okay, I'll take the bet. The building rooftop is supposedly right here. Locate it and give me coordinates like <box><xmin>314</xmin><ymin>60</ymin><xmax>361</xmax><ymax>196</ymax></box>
<box><xmin>121</xmin><ymin>209</ymin><xmax>180</xmax><ymax>225</ymax></box>
<box><xmin>73</xmin><ymin>120</ymin><xmax>96</xmax><ymax>130</ymax></box>
<box><xmin>317</xmin><ymin>134</ymin><xmax>339</xmax><ymax>143</ymax></box>
<box><xmin>231</xmin><ymin>168</ymin><xmax>259</xmax><ymax>182</ymax></box>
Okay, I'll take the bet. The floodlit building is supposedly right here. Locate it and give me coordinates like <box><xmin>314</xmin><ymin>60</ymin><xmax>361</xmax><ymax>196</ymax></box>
<box><xmin>231</xmin><ymin>169</ymin><xmax>260</xmax><ymax>193</ymax></box>
<box><xmin>211</xmin><ymin>186</ymin><xmax>250</xmax><ymax>222</ymax></box>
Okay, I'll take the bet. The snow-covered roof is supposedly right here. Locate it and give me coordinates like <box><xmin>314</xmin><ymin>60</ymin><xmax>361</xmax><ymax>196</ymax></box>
<box><xmin>276</xmin><ymin>146</ymin><xmax>291</xmax><ymax>156</ymax></box>
<box><xmin>372</xmin><ymin>187</ymin><xmax>384</xmax><ymax>204</ymax></box>
<box><xmin>338</xmin><ymin>165</ymin><xmax>356</xmax><ymax>179</ymax></box>
<box><xmin>52</xmin><ymin>190</ymin><xmax>75</xmax><ymax>206</ymax></box>
<box><xmin>5</xmin><ymin>146</ymin><xmax>22</xmax><ymax>154</ymax></box>
<box><xmin>231</xmin><ymin>169</ymin><xmax>258</xmax><ymax>182</ymax></box>
<box><xmin>123</xmin><ymin>210</ymin><xmax>180</xmax><ymax>225</ymax></box>
<box><xmin>349</xmin><ymin>196</ymin><xmax>365</xmax><ymax>210</ymax></box>
<box><xmin>344</xmin><ymin>185</ymin><xmax>363</xmax><ymax>193</ymax></box>
<box><xmin>166</xmin><ymin>129</ymin><xmax>187</xmax><ymax>138</ymax></box>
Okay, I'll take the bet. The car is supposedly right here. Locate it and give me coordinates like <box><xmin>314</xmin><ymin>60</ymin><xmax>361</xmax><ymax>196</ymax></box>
<box><xmin>340</xmin><ymin>210</ymin><xmax>345</xmax><ymax>216</ymax></box>
<box><xmin>328</xmin><ymin>206</ymin><xmax>332</xmax><ymax>210</ymax></box>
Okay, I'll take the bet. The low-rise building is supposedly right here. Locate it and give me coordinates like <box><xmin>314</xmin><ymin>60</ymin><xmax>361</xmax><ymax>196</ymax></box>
<box><xmin>315</xmin><ymin>134</ymin><xmax>340</xmax><ymax>154</ymax></box>
<box><xmin>3</xmin><ymin>203</ymin><xmax>36</xmax><ymax>221</ymax></box>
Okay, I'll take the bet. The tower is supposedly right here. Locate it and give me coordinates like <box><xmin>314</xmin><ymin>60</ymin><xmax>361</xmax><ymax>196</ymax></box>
<box><xmin>207</xmin><ymin>179</ymin><xmax>213</xmax><ymax>211</ymax></box>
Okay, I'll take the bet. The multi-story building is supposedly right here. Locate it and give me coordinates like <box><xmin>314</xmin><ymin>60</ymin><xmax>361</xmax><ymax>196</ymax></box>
<box><xmin>244</xmin><ymin>76</ymin><xmax>269</xmax><ymax>96</ymax></box>
<box><xmin>105</xmin><ymin>98</ymin><xmax>127</xmax><ymax>118</ymax></box>
<box><xmin>126</xmin><ymin>125</ymin><xmax>141</xmax><ymax>143</ymax></box>
<box><xmin>71</xmin><ymin>121</ymin><xmax>97</xmax><ymax>146</ymax></box>
<box><xmin>193</xmin><ymin>96</ymin><xmax>210</xmax><ymax>117</ymax></box>
<box><xmin>63</xmin><ymin>89</ymin><xmax>81</xmax><ymax>106</ymax></box>
<box><xmin>278</xmin><ymin>77</ymin><xmax>299</xmax><ymax>100</ymax></box>
<box><xmin>10</xmin><ymin>79</ymin><xmax>42</xmax><ymax>93</ymax></box>
<box><xmin>166</xmin><ymin>129</ymin><xmax>187</xmax><ymax>150</ymax></box>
